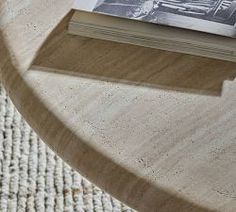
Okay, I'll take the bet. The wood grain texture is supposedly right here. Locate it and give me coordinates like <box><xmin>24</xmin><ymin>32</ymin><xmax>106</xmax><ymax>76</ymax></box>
<box><xmin>1</xmin><ymin>1</ymin><xmax>236</xmax><ymax>211</ymax></box>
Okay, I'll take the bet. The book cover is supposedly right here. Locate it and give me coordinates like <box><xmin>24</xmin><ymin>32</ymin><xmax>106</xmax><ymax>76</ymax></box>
<box><xmin>73</xmin><ymin>0</ymin><xmax>236</xmax><ymax>37</ymax></box>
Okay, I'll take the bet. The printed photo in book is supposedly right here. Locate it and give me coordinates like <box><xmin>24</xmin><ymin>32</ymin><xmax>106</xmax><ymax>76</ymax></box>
<box><xmin>75</xmin><ymin>0</ymin><xmax>236</xmax><ymax>37</ymax></box>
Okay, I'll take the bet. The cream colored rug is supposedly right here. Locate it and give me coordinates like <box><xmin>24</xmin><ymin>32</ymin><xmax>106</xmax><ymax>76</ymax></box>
<box><xmin>0</xmin><ymin>84</ymin><xmax>132</xmax><ymax>212</ymax></box>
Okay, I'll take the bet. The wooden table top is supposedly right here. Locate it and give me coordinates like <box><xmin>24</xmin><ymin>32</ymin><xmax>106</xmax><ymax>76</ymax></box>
<box><xmin>1</xmin><ymin>1</ymin><xmax>236</xmax><ymax>211</ymax></box>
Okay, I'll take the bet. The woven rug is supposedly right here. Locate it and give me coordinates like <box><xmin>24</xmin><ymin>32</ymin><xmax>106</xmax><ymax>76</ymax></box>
<box><xmin>0</xmin><ymin>84</ymin><xmax>133</xmax><ymax>212</ymax></box>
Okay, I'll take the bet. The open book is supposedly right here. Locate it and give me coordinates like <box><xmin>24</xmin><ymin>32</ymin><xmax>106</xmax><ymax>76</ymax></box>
<box><xmin>68</xmin><ymin>0</ymin><xmax>236</xmax><ymax>61</ymax></box>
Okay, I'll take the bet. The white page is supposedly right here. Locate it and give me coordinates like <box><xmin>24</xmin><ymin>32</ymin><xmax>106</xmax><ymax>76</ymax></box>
<box><xmin>73</xmin><ymin>0</ymin><xmax>98</xmax><ymax>11</ymax></box>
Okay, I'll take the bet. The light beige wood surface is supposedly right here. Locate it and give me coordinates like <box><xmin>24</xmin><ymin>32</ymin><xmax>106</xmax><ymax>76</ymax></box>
<box><xmin>1</xmin><ymin>1</ymin><xmax>236</xmax><ymax>211</ymax></box>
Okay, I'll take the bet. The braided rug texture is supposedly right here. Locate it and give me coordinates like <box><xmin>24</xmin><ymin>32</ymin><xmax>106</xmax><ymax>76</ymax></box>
<box><xmin>0</xmin><ymin>84</ymin><xmax>133</xmax><ymax>212</ymax></box>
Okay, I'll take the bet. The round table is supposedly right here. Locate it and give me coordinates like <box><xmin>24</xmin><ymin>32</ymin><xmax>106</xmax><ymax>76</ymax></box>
<box><xmin>1</xmin><ymin>1</ymin><xmax>236</xmax><ymax>211</ymax></box>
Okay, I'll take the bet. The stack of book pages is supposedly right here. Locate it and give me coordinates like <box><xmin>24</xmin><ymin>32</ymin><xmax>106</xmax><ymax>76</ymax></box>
<box><xmin>68</xmin><ymin>0</ymin><xmax>236</xmax><ymax>62</ymax></box>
